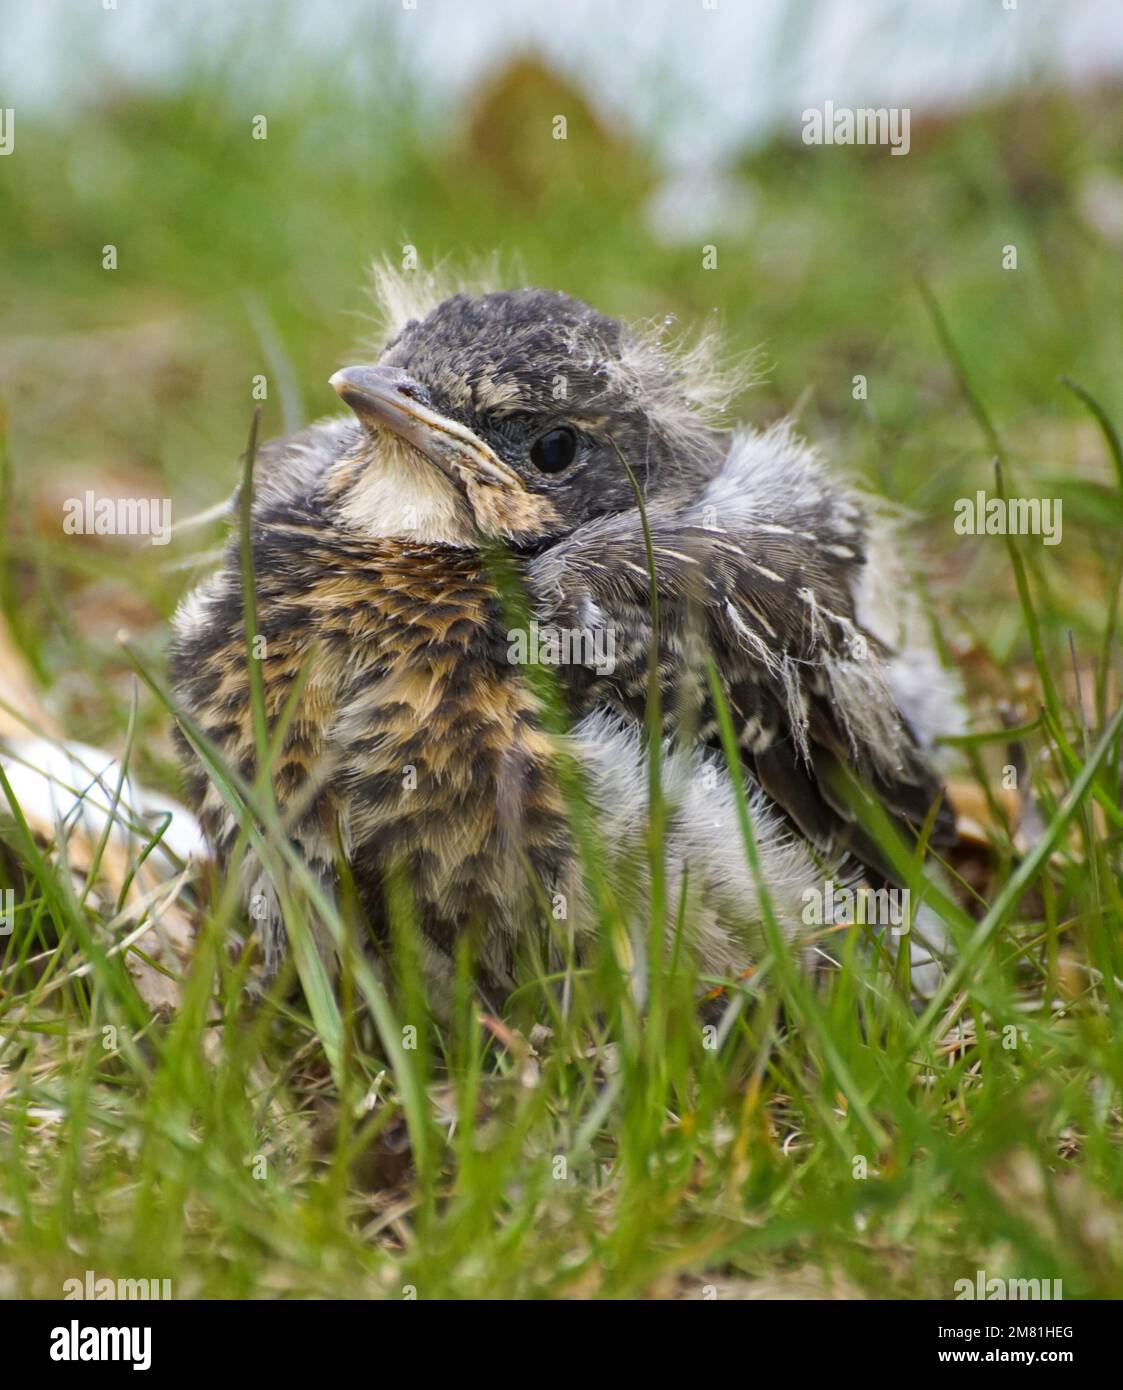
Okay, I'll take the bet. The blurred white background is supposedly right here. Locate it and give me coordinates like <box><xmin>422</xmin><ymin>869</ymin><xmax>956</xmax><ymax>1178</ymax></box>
<box><xmin>4</xmin><ymin>0</ymin><xmax>1122</xmax><ymax>171</ymax></box>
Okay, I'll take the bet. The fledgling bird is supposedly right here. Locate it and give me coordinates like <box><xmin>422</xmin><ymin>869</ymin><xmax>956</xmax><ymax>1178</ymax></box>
<box><xmin>170</xmin><ymin>274</ymin><xmax>960</xmax><ymax>1011</ymax></box>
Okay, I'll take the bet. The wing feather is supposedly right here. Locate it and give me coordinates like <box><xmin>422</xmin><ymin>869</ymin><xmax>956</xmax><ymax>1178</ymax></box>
<box><xmin>527</xmin><ymin>423</ymin><xmax>957</xmax><ymax>876</ymax></box>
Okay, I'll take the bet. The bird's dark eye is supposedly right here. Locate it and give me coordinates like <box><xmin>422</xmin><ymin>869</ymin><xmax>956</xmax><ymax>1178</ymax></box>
<box><xmin>530</xmin><ymin>426</ymin><xmax>578</xmax><ymax>474</ymax></box>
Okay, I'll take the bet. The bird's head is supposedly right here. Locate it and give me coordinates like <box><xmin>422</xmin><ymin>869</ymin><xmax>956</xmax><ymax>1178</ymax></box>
<box><xmin>327</xmin><ymin>288</ymin><xmax>730</xmax><ymax>547</ymax></box>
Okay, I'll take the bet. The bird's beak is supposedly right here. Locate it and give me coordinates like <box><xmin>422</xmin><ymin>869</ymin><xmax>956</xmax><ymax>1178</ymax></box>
<box><xmin>329</xmin><ymin>364</ymin><xmax>520</xmax><ymax>491</ymax></box>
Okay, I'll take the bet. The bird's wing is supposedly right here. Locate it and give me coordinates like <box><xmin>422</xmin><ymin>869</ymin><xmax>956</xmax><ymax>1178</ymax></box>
<box><xmin>526</xmin><ymin>422</ymin><xmax>957</xmax><ymax>875</ymax></box>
